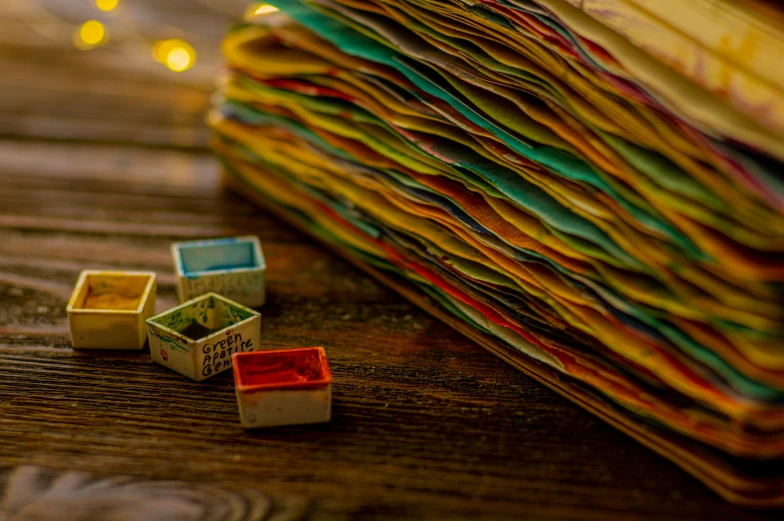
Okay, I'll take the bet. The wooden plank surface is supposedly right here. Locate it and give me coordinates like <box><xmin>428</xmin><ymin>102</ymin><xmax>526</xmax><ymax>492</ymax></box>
<box><xmin>0</xmin><ymin>1</ymin><xmax>781</xmax><ymax>519</ymax></box>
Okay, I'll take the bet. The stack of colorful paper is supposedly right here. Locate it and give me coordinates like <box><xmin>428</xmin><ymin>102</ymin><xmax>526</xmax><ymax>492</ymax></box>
<box><xmin>209</xmin><ymin>0</ymin><xmax>784</xmax><ymax>506</ymax></box>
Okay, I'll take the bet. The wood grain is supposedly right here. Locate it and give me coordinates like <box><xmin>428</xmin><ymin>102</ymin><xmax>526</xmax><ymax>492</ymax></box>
<box><xmin>2</xmin><ymin>143</ymin><xmax>783</xmax><ymax>521</ymax></box>
<box><xmin>0</xmin><ymin>466</ymin><xmax>306</xmax><ymax>521</ymax></box>
<box><xmin>0</xmin><ymin>1</ymin><xmax>782</xmax><ymax>519</ymax></box>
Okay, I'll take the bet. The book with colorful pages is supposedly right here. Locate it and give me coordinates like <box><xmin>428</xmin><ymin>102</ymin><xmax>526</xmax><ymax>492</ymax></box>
<box><xmin>210</xmin><ymin>0</ymin><xmax>784</xmax><ymax>506</ymax></box>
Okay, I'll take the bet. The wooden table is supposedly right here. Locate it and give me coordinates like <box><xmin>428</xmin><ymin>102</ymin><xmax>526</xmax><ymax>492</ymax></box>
<box><xmin>0</xmin><ymin>2</ymin><xmax>779</xmax><ymax>519</ymax></box>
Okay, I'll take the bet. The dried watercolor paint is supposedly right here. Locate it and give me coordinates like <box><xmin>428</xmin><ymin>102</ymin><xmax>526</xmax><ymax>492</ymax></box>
<box><xmin>66</xmin><ymin>270</ymin><xmax>157</xmax><ymax>350</ymax></box>
<box><xmin>147</xmin><ymin>292</ymin><xmax>261</xmax><ymax>381</ymax></box>
<box><xmin>232</xmin><ymin>347</ymin><xmax>332</xmax><ymax>428</ymax></box>
<box><xmin>171</xmin><ymin>236</ymin><xmax>266</xmax><ymax>307</ymax></box>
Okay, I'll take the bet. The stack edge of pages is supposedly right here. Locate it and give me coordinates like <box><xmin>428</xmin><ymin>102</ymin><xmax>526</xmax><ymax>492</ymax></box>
<box><xmin>209</xmin><ymin>0</ymin><xmax>784</xmax><ymax>506</ymax></box>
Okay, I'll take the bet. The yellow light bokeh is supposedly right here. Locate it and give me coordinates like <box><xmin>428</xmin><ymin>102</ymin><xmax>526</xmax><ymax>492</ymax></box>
<box><xmin>153</xmin><ymin>39</ymin><xmax>196</xmax><ymax>72</ymax></box>
<box><xmin>95</xmin><ymin>0</ymin><xmax>120</xmax><ymax>12</ymax></box>
<box><xmin>153</xmin><ymin>39</ymin><xmax>176</xmax><ymax>62</ymax></box>
<box><xmin>254</xmin><ymin>4</ymin><xmax>279</xmax><ymax>15</ymax></box>
<box><xmin>74</xmin><ymin>20</ymin><xmax>107</xmax><ymax>49</ymax></box>
<box><xmin>166</xmin><ymin>48</ymin><xmax>192</xmax><ymax>72</ymax></box>
<box><xmin>80</xmin><ymin>20</ymin><xmax>105</xmax><ymax>45</ymax></box>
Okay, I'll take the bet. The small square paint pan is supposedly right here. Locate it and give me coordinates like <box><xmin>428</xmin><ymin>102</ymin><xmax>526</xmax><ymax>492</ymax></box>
<box><xmin>147</xmin><ymin>292</ymin><xmax>260</xmax><ymax>381</ymax></box>
<box><xmin>232</xmin><ymin>346</ymin><xmax>332</xmax><ymax>428</ymax></box>
<box><xmin>66</xmin><ymin>270</ymin><xmax>157</xmax><ymax>350</ymax></box>
<box><xmin>171</xmin><ymin>235</ymin><xmax>266</xmax><ymax>307</ymax></box>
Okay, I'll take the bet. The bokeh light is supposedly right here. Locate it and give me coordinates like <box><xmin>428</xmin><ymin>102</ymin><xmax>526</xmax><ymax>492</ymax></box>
<box><xmin>74</xmin><ymin>20</ymin><xmax>107</xmax><ymax>50</ymax></box>
<box><xmin>95</xmin><ymin>0</ymin><xmax>120</xmax><ymax>12</ymax></box>
<box><xmin>166</xmin><ymin>48</ymin><xmax>192</xmax><ymax>72</ymax></box>
<box><xmin>153</xmin><ymin>39</ymin><xmax>196</xmax><ymax>72</ymax></box>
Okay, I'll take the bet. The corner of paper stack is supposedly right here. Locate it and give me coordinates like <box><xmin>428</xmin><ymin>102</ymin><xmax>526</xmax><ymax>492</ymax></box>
<box><xmin>208</xmin><ymin>0</ymin><xmax>784</xmax><ymax>507</ymax></box>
